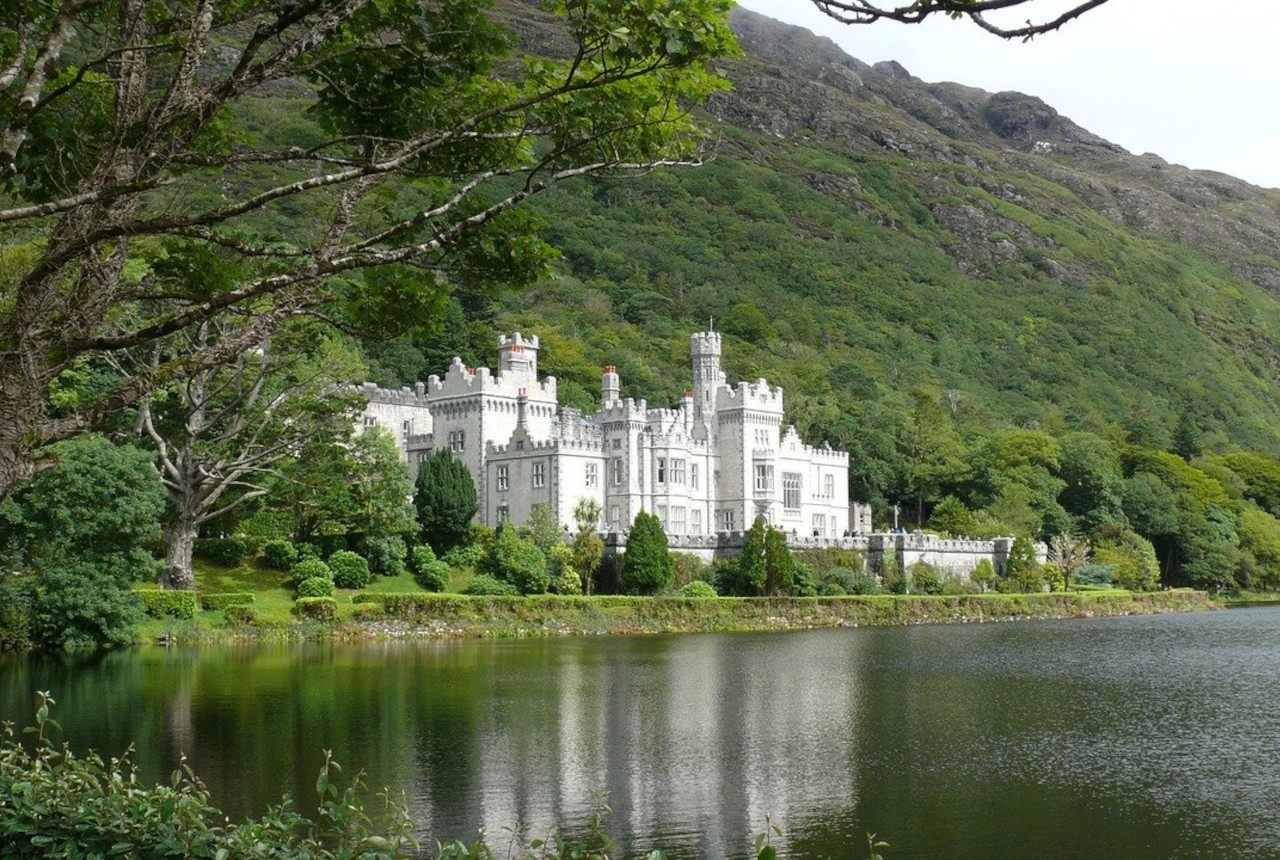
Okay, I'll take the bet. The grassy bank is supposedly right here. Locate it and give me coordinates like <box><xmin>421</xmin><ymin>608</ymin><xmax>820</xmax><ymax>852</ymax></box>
<box><xmin>137</xmin><ymin>562</ymin><xmax>1216</xmax><ymax>643</ymax></box>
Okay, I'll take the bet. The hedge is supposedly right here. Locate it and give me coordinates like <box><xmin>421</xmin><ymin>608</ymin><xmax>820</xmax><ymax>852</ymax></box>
<box><xmin>137</xmin><ymin>590</ymin><xmax>198</xmax><ymax>620</ymax></box>
<box><xmin>193</xmin><ymin>537</ymin><xmax>249</xmax><ymax>568</ymax></box>
<box><xmin>199</xmin><ymin>592</ymin><xmax>255</xmax><ymax>610</ymax></box>
<box><xmin>293</xmin><ymin>597</ymin><xmax>337</xmax><ymax>620</ymax></box>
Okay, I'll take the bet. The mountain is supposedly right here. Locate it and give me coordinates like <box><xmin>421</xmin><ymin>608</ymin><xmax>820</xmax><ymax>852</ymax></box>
<box><xmin>364</xmin><ymin>4</ymin><xmax>1280</xmax><ymax>510</ymax></box>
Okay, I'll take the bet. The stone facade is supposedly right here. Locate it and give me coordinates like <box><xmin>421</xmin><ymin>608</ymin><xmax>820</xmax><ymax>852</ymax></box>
<box><xmin>359</xmin><ymin>330</ymin><xmax>857</xmax><ymax>540</ymax></box>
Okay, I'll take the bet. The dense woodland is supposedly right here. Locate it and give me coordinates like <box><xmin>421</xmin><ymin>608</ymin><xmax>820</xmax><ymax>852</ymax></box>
<box><xmin>5</xmin><ymin>0</ymin><xmax>1280</xmax><ymax>653</ymax></box>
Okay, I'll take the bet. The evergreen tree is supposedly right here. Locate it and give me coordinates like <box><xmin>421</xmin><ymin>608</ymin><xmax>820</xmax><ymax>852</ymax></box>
<box><xmin>479</xmin><ymin>527</ymin><xmax>549</xmax><ymax>595</ymax></box>
<box><xmin>622</xmin><ymin>511</ymin><xmax>673</xmax><ymax>595</ymax></box>
<box><xmin>1173</xmin><ymin>411</ymin><xmax>1205</xmax><ymax>462</ymax></box>
<box><xmin>414</xmin><ymin>449</ymin><xmax>479</xmax><ymax>554</ymax></box>
<box><xmin>734</xmin><ymin>516</ymin><xmax>769</xmax><ymax>595</ymax></box>
<box><xmin>928</xmin><ymin>495</ymin><xmax>976</xmax><ymax>537</ymax></box>
<box><xmin>1004</xmin><ymin>535</ymin><xmax>1039</xmax><ymax>586</ymax></box>
<box><xmin>764</xmin><ymin>527</ymin><xmax>797</xmax><ymax>595</ymax></box>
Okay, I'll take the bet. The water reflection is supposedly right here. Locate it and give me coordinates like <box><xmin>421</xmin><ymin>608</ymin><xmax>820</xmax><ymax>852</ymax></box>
<box><xmin>4</xmin><ymin>610</ymin><xmax>1280</xmax><ymax>859</ymax></box>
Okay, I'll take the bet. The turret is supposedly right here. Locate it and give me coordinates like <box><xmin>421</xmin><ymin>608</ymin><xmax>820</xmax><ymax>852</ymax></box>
<box><xmin>690</xmin><ymin>331</ymin><xmax>725</xmax><ymax>415</ymax></box>
<box><xmin>498</xmin><ymin>332</ymin><xmax>539</xmax><ymax>378</ymax></box>
<box><xmin>602</xmin><ymin>365</ymin><xmax>620</xmax><ymax>407</ymax></box>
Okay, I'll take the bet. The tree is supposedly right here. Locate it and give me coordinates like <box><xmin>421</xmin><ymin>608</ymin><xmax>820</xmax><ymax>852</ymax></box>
<box><xmin>526</xmin><ymin>501</ymin><xmax>562</xmax><ymax>557</ymax></box>
<box><xmin>132</xmin><ymin>319</ymin><xmax>359</xmax><ymax>589</ymax></box>
<box><xmin>811</xmin><ymin>0</ymin><xmax>1111</xmax><ymax>40</ymax></box>
<box><xmin>0</xmin><ymin>435</ymin><xmax>164</xmax><ymax>650</ymax></box>
<box><xmin>763</xmin><ymin>526</ymin><xmax>797</xmax><ymax>595</ymax></box>
<box><xmin>1003</xmin><ymin>535</ymin><xmax>1039</xmax><ymax>587</ymax></box>
<box><xmin>621</xmin><ymin>510</ymin><xmax>672</xmax><ymax>595</ymax></box>
<box><xmin>1173</xmin><ymin>411</ymin><xmax>1204</xmax><ymax>462</ymax></box>
<box><xmin>479</xmin><ymin>526</ymin><xmax>549</xmax><ymax>594</ymax></box>
<box><xmin>1058</xmin><ymin>432</ymin><xmax>1126</xmax><ymax>531</ymax></box>
<box><xmin>414</xmin><ymin>449</ymin><xmax>479</xmax><ymax>554</ymax></box>
<box><xmin>1047</xmin><ymin>533</ymin><xmax>1090</xmax><ymax>591</ymax></box>
<box><xmin>0</xmin><ymin>0</ymin><xmax>738</xmax><ymax>500</ymax></box>
<box><xmin>898</xmin><ymin>392</ymin><xmax>968</xmax><ymax>526</ymax></box>
<box><xmin>571</xmin><ymin>498</ymin><xmax>604</xmax><ymax>595</ymax></box>
<box><xmin>735</xmin><ymin>516</ymin><xmax>769</xmax><ymax>595</ymax></box>
<box><xmin>928</xmin><ymin>495</ymin><xmax>975</xmax><ymax>537</ymax></box>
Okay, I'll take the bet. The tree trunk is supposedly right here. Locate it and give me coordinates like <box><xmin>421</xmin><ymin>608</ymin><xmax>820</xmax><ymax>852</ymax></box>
<box><xmin>160</xmin><ymin>517</ymin><xmax>198</xmax><ymax>590</ymax></box>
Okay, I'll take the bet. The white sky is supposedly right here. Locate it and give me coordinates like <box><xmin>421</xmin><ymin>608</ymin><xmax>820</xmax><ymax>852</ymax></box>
<box><xmin>736</xmin><ymin>0</ymin><xmax>1280</xmax><ymax>189</ymax></box>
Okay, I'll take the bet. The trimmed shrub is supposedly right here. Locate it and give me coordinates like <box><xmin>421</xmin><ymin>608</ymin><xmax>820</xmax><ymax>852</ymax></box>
<box><xmin>410</xmin><ymin>545</ymin><xmax>451</xmax><ymax>592</ymax></box>
<box><xmin>224</xmin><ymin>605</ymin><xmax>255</xmax><ymax>625</ymax></box>
<box><xmin>194</xmin><ymin>537</ymin><xmax>248</xmax><ymax>568</ymax></box>
<box><xmin>295</xmin><ymin>543</ymin><xmax>321</xmax><ymax>561</ymax></box>
<box><xmin>137</xmin><ymin>589</ymin><xmax>198</xmax><ymax>620</ymax></box>
<box><xmin>297</xmin><ymin>577</ymin><xmax>335</xmax><ymax>598</ymax></box>
<box><xmin>293</xmin><ymin>597</ymin><xmax>337</xmax><ymax>620</ymax></box>
<box><xmin>328</xmin><ymin>550</ymin><xmax>372</xmax><ymax>589</ymax></box>
<box><xmin>463</xmin><ymin>574</ymin><xmax>520</xmax><ymax>596</ymax></box>
<box><xmin>261</xmin><ymin>539</ymin><xmax>298</xmax><ymax>571</ymax></box>
<box><xmin>352</xmin><ymin>603</ymin><xmax>384</xmax><ymax>621</ymax></box>
<box><xmin>351</xmin><ymin>593</ymin><xmax>382</xmax><ymax>605</ymax></box>
<box><xmin>290</xmin><ymin>558</ymin><xmax>331</xmax><ymax>587</ymax></box>
<box><xmin>680</xmin><ymin>580</ymin><xmax>718</xmax><ymax>598</ymax></box>
<box><xmin>199</xmin><ymin>592</ymin><xmax>254</xmax><ymax>611</ymax></box>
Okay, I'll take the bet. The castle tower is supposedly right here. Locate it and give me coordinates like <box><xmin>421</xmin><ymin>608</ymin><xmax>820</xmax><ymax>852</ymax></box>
<box><xmin>690</xmin><ymin>331</ymin><xmax>725</xmax><ymax>421</ymax></box>
<box><xmin>498</xmin><ymin>332</ymin><xmax>539</xmax><ymax>378</ymax></box>
<box><xmin>602</xmin><ymin>365</ymin><xmax>620</xmax><ymax>407</ymax></box>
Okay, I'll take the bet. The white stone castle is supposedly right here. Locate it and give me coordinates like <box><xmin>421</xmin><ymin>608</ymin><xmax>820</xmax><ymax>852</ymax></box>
<box><xmin>356</xmin><ymin>330</ymin><xmax>869</xmax><ymax>542</ymax></box>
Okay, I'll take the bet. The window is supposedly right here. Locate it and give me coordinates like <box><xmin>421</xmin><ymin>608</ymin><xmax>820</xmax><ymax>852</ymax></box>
<box><xmin>611</xmin><ymin>457</ymin><xmax>623</xmax><ymax>486</ymax></box>
<box><xmin>691</xmin><ymin>509</ymin><xmax>702</xmax><ymax>533</ymax></box>
<box><xmin>670</xmin><ymin>506</ymin><xmax>686</xmax><ymax>535</ymax></box>
<box><xmin>448</xmin><ymin>430</ymin><xmax>465</xmax><ymax>454</ymax></box>
<box><xmin>670</xmin><ymin>459</ymin><xmax>686</xmax><ymax>485</ymax></box>
<box><xmin>403</xmin><ymin>419</ymin><xmax>412</xmax><ymax>434</ymax></box>
<box><xmin>363</xmin><ymin>415</ymin><xmax>377</xmax><ymax>428</ymax></box>
<box><xmin>497</xmin><ymin>505</ymin><xmax>510</xmax><ymax>522</ymax></box>
<box><xmin>783</xmin><ymin>472</ymin><xmax>802</xmax><ymax>511</ymax></box>
<box><xmin>812</xmin><ymin>514</ymin><xmax>826</xmax><ymax>536</ymax></box>
<box><xmin>609</xmin><ymin>505</ymin><xmax>620</xmax><ymax>528</ymax></box>
<box><xmin>717</xmin><ymin>509</ymin><xmax>735</xmax><ymax>532</ymax></box>
<box><xmin>532</xmin><ymin>461</ymin><xmax>546</xmax><ymax>488</ymax></box>
<box><xmin>497</xmin><ymin>465</ymin><xmax>509</xmax><ymax>491</ymax></box>
<box><xmin>656</xmin><ymin>457</ymin><xmax>666</xmax><ymax>485</ymax></box>
<box><xmin>824</xmin><ymin>474</ymin><xmax>835</xmax><ymax>499</ymax></box>
<box><xmin>754</xmin><ymin>464</ymin><xmax>774</xmax><ymax>493</ymax></box>
<box><xmin>657</xmin><ymin>504</ymin><xmax>668</xmax><ymax>530</ymax></box>
<box><xmin>585</xmin><ymin>462</ymin><xmax>598</xmax><ymax>488</ymax></box>
<box><xmin>691</xmin><ymin>463</ymin><xmax>699</xmax><ymax>489</ymax></box>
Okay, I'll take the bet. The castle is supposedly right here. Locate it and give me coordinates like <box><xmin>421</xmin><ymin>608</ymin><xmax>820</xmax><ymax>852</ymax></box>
<box><xmin>356</xmin><ymin>330</ymin><xmax>868</xmax><ymax>543</ymax></box>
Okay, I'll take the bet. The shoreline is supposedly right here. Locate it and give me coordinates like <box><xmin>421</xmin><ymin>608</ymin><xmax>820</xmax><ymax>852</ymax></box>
<box><xmin>144</xmin><ymin>590</ymin><xmax>1219</xmax><ymax>645</ymax></box>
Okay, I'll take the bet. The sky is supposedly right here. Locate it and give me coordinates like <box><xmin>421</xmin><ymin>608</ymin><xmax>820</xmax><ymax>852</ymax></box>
<box><xmin>736</xmin><ymin>0</ymin><xmax>1280</xmax><ymax>189</ymax></box>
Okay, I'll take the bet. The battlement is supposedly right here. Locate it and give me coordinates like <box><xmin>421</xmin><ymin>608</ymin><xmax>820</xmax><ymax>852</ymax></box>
<box><xmin>488</xmin><ymin>436</ymin><xmax>603</xmax><ymax>456</ymax></box>
<box><xmin>426</xmin><ymin>356</ymin><xmax>557</xmax><ymax>400</ymax></box>
<box><xmin>690</xmin><ymin>330</ymin><xmax>722</xmax><ymax>354</ymax></box>
<box><xmin>715</xmin><ymin>378</ymin><xmax>784</xmax><ymax>412</ymax></box>
<box><xmin>353</xmin><ymin>381</ymin><xmax>430</xmax><ymax>407</ymax></box>
<box><xmin>498</xmin><ymin>332</ymin><xmax>539</xmax><ymax>352</ymax></box>
<box><xmin>596</xmin><ymin>397</ymin><xmax>649</xmax><ymax>423</ymax></box>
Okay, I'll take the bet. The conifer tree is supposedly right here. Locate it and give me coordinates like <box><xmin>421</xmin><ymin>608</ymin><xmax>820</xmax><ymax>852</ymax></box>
<box><xmin>763</xmin><ymin>527</ymin><xmax>797</xmax><ymax>595</ymax></box>
<box><xmin>622</xmin><ymin>511</ymin><xmax>673</xmax><ymax>595</ymax></box>
<box><xmin>414</xmin><ymin>450</ymin><xmax>478</xmax><ymax>554</ymax></box>
<box><xmin>736</xmin><ymin>516</ymin><xmax>769</xmax><ymax>595</ymax></box>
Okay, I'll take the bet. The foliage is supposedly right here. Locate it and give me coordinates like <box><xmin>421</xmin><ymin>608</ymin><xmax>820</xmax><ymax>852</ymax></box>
<box><xmin>571</xmin><ymin>500</ymin><xmax>606</xmax><ymax>595</ymax></box>
<box><xmin>411</xmin><ymin>545</ymin><xmax>452</xmax><ymax>593</ymax></box>
<box><xmin>479</xmin><ymin>528</ymin><xmax>550</xmax><ymax>595</ymax></box>
<box><xmin>764</xmin><ymin>527</ymin><xmax>798</xmax><ymax>595</ymax></box>
<box><xmin>0</xmin><ymin>694</ymin><xmax>418</xmax><ymax>858</ymax></box>
<box><xmin>671</xmin><ymin>552</ymin><xmax>710</xmax><ymax>588</ymax></box>
<box><xmin>727</xmin><ymin>517</ymin><xmax>769</xmax><ymax>596</ymax></box>
<box><xmin>199</xmin><ymin>593</ymin><xmax>255</xmax><ymax>611</ymax></box>
<box><xmin>137</xmin><ymin>590</ymin><xmax>199</xmax><ymax>620</ymax></box>
<box><xmin>328</xmin><ymin>550</ymin><xmax>373</xmax><ymax>590</ymax></box>
<box><xmin>462</xmin><ymin>574</ymin><xmax>521</xmax><ymax>596</ymax></box>
<box><xmin>908</xmin><ymin>562</ymin><xmax>943</xmax><ymax>595</ymax></box>
<box><xmin>294</xmin><ymin>597</ymin><xmax>338</xmax><ymax>621</ymax></box>
<box><xmin>415</xmin><ymin>449</ymin><xmax>480</xmax><ymax>554</ymax></box>
<box><xmin>0</xmin><ymin>436</ymin><xmax>163</xmax><ymax>650</ymax></box>
<box><xmin>547</xmin><ymin>544</ymin><xmax>583</xmax><ymax>595</ymax></box>
<box><xmin>290</xmin><ymin>559</ymin><xmax>332</xmax><ymax>587</ymax></box>
<box><xmin>1074</xmin><ymin>563</ymin><xmax>1116</xmax><ymax>586</ymax></box>
<box><xmin>297</xmin><ymin>577</ymin><xmax>336</xmax><ymax>599</ymax></box>
<box><xmin>928</xmin><ymin>495</ymin><xmax>976</xmax><ymax>537</ymax></box>
<box><xmin>526</xmin><ymin>502</ymin><xmax>564</xmax><ymax>557</ymax></box>
<box><xmin>1047</xmin><ymin>533</ymin><xmax>1090</xmax><ymax>590</ymax></box>
<box><xmin>361</xmin><ymin>534</ymin><xmax>409</xmax><ymax>577</ymax></box>
<box><xmin>261</xmin><ymin>540</ymin><xmax>299</xmax><ymax>571</ymax></box>
<box><xmin>680</xmin><ymin>580</ymin><xmax>719</xmax><ymax>598</ymax></box>
<box><xmin>971</xmin><ymin>558</ymin><xmax>996</xmax><ymax>591</ymax></box>
<box><xmin>194</xmin><ymin>538</ymin><xmax>249</xmax><ymax>568</ymax></box>
<box><xmin>622</xmin><ymin>511</ymin><xmax>674</xmax><ymax>595</ymax></box>
<box><xmin>1004</xmin><ymin>536</ymin><xmax>1039</xmax><ymax>582</ymax></box>
<box><xmin>1090</xmin><ymin>525</ymin><xmax>1160</xmax><ymax>592</ymax></box>
<box><xmin>224</xmin><ymin>605</ymin><xmax>256</xmax><ymax>625</ymax></box>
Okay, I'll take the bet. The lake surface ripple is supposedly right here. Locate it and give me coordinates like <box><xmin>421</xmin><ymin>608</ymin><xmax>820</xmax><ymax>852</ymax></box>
<box><xmin>3</xmin><ymin>607</ymin><xmax>1279</xmax><ymax>859</ymax></box>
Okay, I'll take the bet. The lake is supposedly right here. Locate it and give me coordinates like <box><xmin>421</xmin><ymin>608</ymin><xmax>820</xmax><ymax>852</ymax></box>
<box><xmin>3</xmin><ymin>607</ymin><xmax>1279</xmax><ymax>858</ymax></box>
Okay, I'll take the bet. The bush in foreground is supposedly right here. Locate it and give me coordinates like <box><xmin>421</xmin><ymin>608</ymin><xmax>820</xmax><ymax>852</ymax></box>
<box><xmin>411</xmin><ymin>545</ymin><xmax>451</xmax><ymax>592</ymax></box>
<box><xmin>261</xmin><ymin>539</ymin><xmax>299</xmax><ymax>571</ymax></box>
